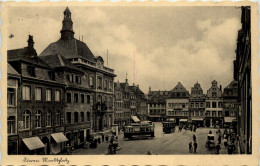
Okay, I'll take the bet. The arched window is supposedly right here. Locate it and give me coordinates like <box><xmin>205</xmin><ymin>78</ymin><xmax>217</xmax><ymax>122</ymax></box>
<box><xmin>56</xmin><ymin>110</ymin><xmax>61</xmax><ymax>126</ymax></box>
<box><xmin>23</xmin><ymin>110</ymin><xmax>31</xmax><ymax>129</ymax></box>
<box><xmin>35</xmin><ymin>110</ymin><xmax>42</xmax><ymax>128</ymax></box>
<box><xmin>74</xmin><ymin>93</ymin><xmax>78</xmax><ymax>103</ymax></box>
<box><xmin>46</xmin><ymin>110</ymin><xmax>52</xmax><ymax>127</ymax></box>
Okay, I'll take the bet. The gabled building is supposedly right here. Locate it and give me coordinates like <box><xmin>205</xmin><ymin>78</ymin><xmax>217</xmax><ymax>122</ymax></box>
<box><xmin>147</xmin><ymin>88</ymin><xmax>169</xmax><ymax>122</ymax></box>
<box><xmin>120</xmin><ymin>79</ymin><xmax>131</xmax><ymax>125</ymax></box>
<box><xmin>189</xmin><ymin>82</ymin><xmax>205</xmax><ymax>127</ymax></box>
<box><xmin>166</xmin><ymin>82</ymin><xmax>190</xmax><ymax>125</ymax></box>
<box><xmin>8</xmin><ymin>35</ymin><xmax>67</xmax><ymax>154</ymax></box>
<box><xmin>40</xmin><ymin>7</ymin><xmax>116</xmax><ymax>134</ymax></box>
<box><xmin>114</xmin><ymin>81</ymin><xmax>124</xmax><ymax>128</ymax></box>
<box><xmin>205</xmin><ymin>80</ymin><xmax>223</xmax><ymax>127</ymax></box>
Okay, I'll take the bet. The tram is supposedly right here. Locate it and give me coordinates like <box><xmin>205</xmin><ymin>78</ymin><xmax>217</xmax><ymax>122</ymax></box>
<box><xmin>163</xmin><ymin>119</ymin><xmax>176</xmax><ymax>133</ymax></box>
<box><xmin>123</xmin><ymin>121</ymin><xmax>155</xmax><ymax>139</ymax></box>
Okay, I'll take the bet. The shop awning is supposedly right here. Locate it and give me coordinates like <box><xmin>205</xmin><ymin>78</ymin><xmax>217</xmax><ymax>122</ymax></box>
<box><xmin>192</xmin><ymin>117</ymin><xmax>204</xmax><ymax>121</ymax></box>
<box><xmin>131</xmin><ymin>116</ymin><xmax>140</xmax><ymax>123</ymax></box>
<box><xmin>180</xmin><ymin>119</ymin><xmax>188</xmax><ymax>122</ymax></box>
<box><xmin>22</xmin><ymin>137</ymin><xmax>45</xmax><ymax>150</ymax></box>
<box><xmin>148</xmin><ymin>115</ymin><xmax>161</xmax><ymax>117</ymax></box>
<box><xmin>224</xmin><ymin>117</ymin><xmax>236</xmax><ymax>123</ymax></box>
<box><xmin>51</xmin><ymin>133</ymin><xmax>68</xmax><ymax>144</ymax></box>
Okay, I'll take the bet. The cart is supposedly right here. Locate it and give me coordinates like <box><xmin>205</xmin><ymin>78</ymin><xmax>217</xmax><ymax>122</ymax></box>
<box><xmin>205</xmin><ymin>134</ymin><xmax>215</xmax><ymax>150</ymax></box>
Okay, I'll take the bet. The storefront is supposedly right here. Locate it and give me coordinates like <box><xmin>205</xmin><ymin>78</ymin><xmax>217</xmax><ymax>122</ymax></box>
<box><xmin>191</xmin><ymin>117</ymin><xmax>204</xmax><ymax>127</ymax></box>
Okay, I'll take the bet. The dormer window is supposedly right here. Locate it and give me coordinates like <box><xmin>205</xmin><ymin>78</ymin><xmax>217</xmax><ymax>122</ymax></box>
<box><xmin>27</xmin><ymin>65</ymin><xmax>36</xmax><ymax>77</ymax></box>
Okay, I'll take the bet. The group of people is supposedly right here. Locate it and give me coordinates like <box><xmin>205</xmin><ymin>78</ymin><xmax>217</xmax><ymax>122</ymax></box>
<box><xmin>179</xmin><ymin>124</ymin><xmax>197</xmax><ymax>132</ymax></box>
<box><xmin>108</xmin><ymin>135</ymin><xmax>119</xmax><ymax>154</ymax></box>
<box><xmin>189</xmin><ymin>134</ymin><xmax>198</xmax><ymax>153</ymax></box>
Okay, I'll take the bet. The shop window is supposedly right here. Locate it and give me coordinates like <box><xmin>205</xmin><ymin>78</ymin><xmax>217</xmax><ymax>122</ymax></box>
<box><xmin>22</xmin><ymin>85</ymin><xmax>31</xmax><ymax>100</ymax></box>
<box><xmin>8</xmin><ymin>88</ymin><xmax>15</xmax><ymax>106</ymax></box>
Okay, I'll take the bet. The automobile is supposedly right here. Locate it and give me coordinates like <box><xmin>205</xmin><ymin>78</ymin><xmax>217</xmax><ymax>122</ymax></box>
<box><xmin>205</xmin><ymin>134</ymin><xmax>215</xmax><ymax>150</ymax></box>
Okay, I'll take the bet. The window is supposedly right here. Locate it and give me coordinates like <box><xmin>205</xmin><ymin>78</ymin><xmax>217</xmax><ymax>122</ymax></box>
<box><xmin>76</xmin><ymin>76</ymin><xmax>81</xmax><ymax>84</ymax></box>
<box><xmin>7</xmin><ymin>116</ymin><xmax>15</xmax><ymax>134</ymax></box>
<box><xmin>225</xmin><ymin>111</ymin><xmax>229</xmax><ymax>116</ymax></box>
<box><xmin>56</xmin><ymin>110</ymin><xmax>60</xmax><ymax>126</ymax></box>
<box><xmin>71</xmin><ymin>74</ymin><xmax>74</xmax><ymax>83</ymax></box>
<box><xmin>206</xmin><ymin>111</ymin><xmax>210</xmax><ymax>117</ymax></box>
<box><xmin>46</xmin><ymin>89</ymin><xmax>52</xmax><ymax>101</ymax></box>
<box><xmin>109</xmin><ymin>81</ymin><xmax>112</xmax><ymax>90</ymax></box>
<box><xmin>35</xmin><ymin>110</ymin><xmax>42</xmax><ymax>128</ymax></box>
<box><xmin>200</xmin><ymin>103</ymin><xmax>204</xmax><ymax>107</ymax></box>
<box><xmin>98</xmin><ymin>77</ymin><xmax>102</xmax><ymax>89</ymax></box>
<box><xmin>98</xmin><ymin>95</ymin><xmax>102</xmax><ymax>103</ymax></box>
<box><xmin>55</xmin><ymin>90</ymin><xmax>61</xmax><ymax>102</ymax></box>
<box><xmin>67</xmin><ymin>112</ymin><xmax>71</xmax><ymax>124</ymax></box>
<box><xmin>27</xmin><ymin>65</ymin><xmax>36</xmax><ymax>77</ymax></box>
<box><xmin>212</xmin><ymin>111</ymin><xmax>216</xmax><ymax>117</ymax></box>
<box><xmin>74</xmin><ymin>112</ymin><xmax>78</xmax><ymax>123</ymax></box>
<box><xmin>81</xmin><ymin>94</ymin><xmax>84</xmax><ymax>103</ymax></box>
<box><xmin>212</xmin><ymin>102</ymin><xmax>217</xmax><ymax>108</ymax></box>
<box><xmin>218</xmin><ymin>102</ymin><xmax>222</xmax><ymax>108</ymax></box>
<box><xmin>87</xmin><ymin>95</ymin><xmax>90</xmax><ymax>104</ymax></box>
<box><xmin>23</xmin><ymin>110</ymin><xmax>31</xmax><ymax>129</ymax></box>
<box><xmin>218</xmin><ymin>111</ymin><xmax>222</xmax><ymax>117</ymax></box>
<box><xmin>191</xmin><ymin>103</ymin><xmax>194</xmax><ymax>108</ymax></box>
<box><xmin>67</xmin><ymin>93</ymin><xmax>71</xmax><ymax>103</ymax></box>
<box><xmin>48</xmin><ymin>71</ymin><xmax>55</xmax><ymax>80</ymax></box>
<box><xmin>35</xmin><ymin>87</ymin><xmax>42</xmax><ymax>101</ymax></box>
<box><xmin>8</xmin><ymin>88</ymin><xmax>15</xmax><ymax>106</ymax></box>
<box><xmin>74</xmin><ymin>93</ymin><xmax>78</xmax><ymax>103</ymax></box>
<box><xmin>206</xmin><ymin>102</ymin><xmax>210</xmax><ymax>108</ymax></box>
<box><xmin>182</xmin><ymin>104</ymin><xmax>185</xmax><ymax>108</ymax></box>
<box><xmin>90</xmin><ymin>76</ymin><xmax>94</xmax><ymax>86</ymax></box>
<box><xmin>104</xmin><ymin>80</ymin><xmax>108</xmax><ymax>89</ymax></box>
<box><xmin>212</xmin><ymin>92</ymin><xmax>217</xmax><ymax>97</ymax></box>
<box><xmin>80</xmin><ymin>112</ymin><xmax>84</xmax><ymax>122</ymax></box>
<box><xmin>46</xmin><ymin>110</ymin><xmax>52</xmax><ymax>127</ymax></box>
<box><xmin>22</xmin><ymin>86</ymin><xmax>31</xmax><ymax>100</ymax></box>
<box><xmin>195</xmin><ymin>103</ymin><xmax>199</xmax><ymax>108</ymax></box>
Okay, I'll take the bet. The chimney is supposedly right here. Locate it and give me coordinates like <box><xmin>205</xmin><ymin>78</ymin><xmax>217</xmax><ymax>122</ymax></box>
<box><xmin>149</xmin><ymin>86</ymin><xmax>151</xmax><ymax>92</ymax></box>
<box><xmin>27</xmin><ymin>35</ymin><xmax>34</xmax><ymax>49</ymax></box>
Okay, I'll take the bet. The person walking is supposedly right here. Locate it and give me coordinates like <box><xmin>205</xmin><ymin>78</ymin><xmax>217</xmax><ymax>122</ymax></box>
<box><xmin>193</xmin><ymin>134</ymin><xmax>197</xmax><ymax>142</ymax></box>
<box><xmin>189</xmin><ymin>141</ymin><xmax>193</xmax><ymax>153</ymax></box>
<box><xmin>193</xmin><ymin>141</ymin><xmax>198</xmax><ymax>153</ymax></box>
<box><xmin>218</xmin><ymin>135</ymin><xmax>221</xmax><ymax>144</ymax></box>
<box><xmin>216</xmin><ymin>143</ymin><xmax>221</xmax><ymax>154</ymax></box>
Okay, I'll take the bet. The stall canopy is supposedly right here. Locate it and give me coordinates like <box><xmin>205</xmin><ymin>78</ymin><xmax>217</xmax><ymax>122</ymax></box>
<box><xmin>192</xmin><ymin>117</ymin><xmax>204</xmax><ymax>121</ymax></box>
<box><xmin>51</xmin><ymin>133</ymin><xmax>68</xmax><ymax>144</ymax></box>
<box><xmin>131</xmin><ymin>116</ymin><xmax>141</xmax><ymax>123</ymax></box>
<box><xmin>22</xmin><ymin>137</ymin><xmax>45</xmax><ymax>150</ymax></box>
<box><xmin>224</xmin><ymin>117</ymin><xmax>236</xmax><ymax>123</ymax></box>
<box><xmin>180</xmin><ymin>119</ymin><xmax>188</xmax><ymax>122</ymax></box>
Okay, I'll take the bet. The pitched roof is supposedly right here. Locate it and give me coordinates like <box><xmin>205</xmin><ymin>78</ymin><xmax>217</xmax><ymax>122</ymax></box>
<box><xmin>39</xmin><ymin>54</ymin><xmax>84</xmax><ymax>73</ymax></box>
<box><xmin>39</xmin><ymin>38</ymin><xmax>95</xmax><ymax>61</ymax></box>
<box><xmin>128</xmin><ymin>86</ymin><xmax>145</xmax><ymax>95</ymax></box>
<box><xmin>8</xmin><ymin>63</ymin><xmax>20</xmax><ymax>76</ymax></box>
<box><xmin>170</xmin><ymin>82</ymin><xmax>188</xmax><ymax>93</ymax></box>
<box><xmin>148</xmin><ymin>91</ymin><xmax>169</xmax><ymax>103</ymax></box>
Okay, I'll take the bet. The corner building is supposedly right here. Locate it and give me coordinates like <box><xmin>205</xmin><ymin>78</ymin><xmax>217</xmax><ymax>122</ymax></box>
<box><xmin>40</xmin><ymin>7</ymin><xmax>116</xmax><ymax>135</ymax></box>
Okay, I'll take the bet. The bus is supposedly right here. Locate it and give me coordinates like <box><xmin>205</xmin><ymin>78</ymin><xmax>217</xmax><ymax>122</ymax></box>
<box><xmin>123</xmin><ymin>121</ymin><xmax>155</xmax><ymax>139</ymax></box>
<box><xmin>163</xmin><ymin>119</ymin><xmax>176</xmax><ymax>133</ymax></box>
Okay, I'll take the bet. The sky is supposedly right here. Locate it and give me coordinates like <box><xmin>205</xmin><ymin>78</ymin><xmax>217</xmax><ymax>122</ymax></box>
<box><xmin>6</xmin><ymin>6</ymin><xmax>242</xmax><ymax>93</ymax></box>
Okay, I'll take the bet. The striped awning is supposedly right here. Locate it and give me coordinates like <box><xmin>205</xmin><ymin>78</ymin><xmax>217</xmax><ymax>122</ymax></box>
<box><xmin>224</xmin><ymin>117</ymin><xmax>236</xmax><ymax>123</ymax></box>
<box><xmin>22</xmin><ymin>137</ymin><xmax>45</xmax><ymax>150</ymax></box>
<box><xmin>131</xmin><ymin>116</ymin><xmax>140</xmax><ymax>123</ymax></box>
<box><xmin>180</xmin><ymin>119</ymin><xmax>188</xmax><ymax>122</ymax></box>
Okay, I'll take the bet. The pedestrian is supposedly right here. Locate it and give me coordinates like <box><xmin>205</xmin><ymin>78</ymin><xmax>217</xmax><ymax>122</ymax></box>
<box><xmin>223</xmin><ymin>138</ymin><xmax>228</xmax><ymax>147</ymax></box>
<box><xmin>218</xmin><ymin>135</ymin><xmax>221</xmax><ymax>144</ymax></box>
<box><xmin>216</xmin><ymin>143</ymin><xmax>221</xmax><ymax>154</ymax></box>
<box><xmin>207</xmin><ymin>140</ymin><xmax>211</xmax><ymax>151</ymax></box>
<box><xmin>193</xmin><ymin>141</ymin><xmax>198</xmax><ymax>153</ymax></box>
<box><xmin>189</xmin><ymin>141</ymin><xmax>193</xmax><ymax>153</ymax></box>
<box><xmin>147</xmin><ymin>151</ymin><xmax>152</xmax><ymax>155</ymax></box>
<box><xmin>105</xmin><ymin>135</ymin><xmax>109</xmax><ymax>143</ymax></box>
<box><xmin>66</xmin><ymin>144</ymin><xmax>71</xmax><ymax>155</ymax></box>
<box><xmin>193</xmin><ymin>134</ymin><xmax>196</xmax><ymax>142</ymax></box>
<box><xmin>209</xmin><ymin>130</ymin><xmax>212</xmax><ymax>134</ymax></box>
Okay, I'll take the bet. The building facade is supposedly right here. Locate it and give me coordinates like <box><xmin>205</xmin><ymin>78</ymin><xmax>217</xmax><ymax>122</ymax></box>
<box><xmin>166</xmin><ymin>82</ymin><xmax>190</xmax><ymax>125</ymax></box>
<box><xmin>189</xmin><ymin>82</ymin><xmax>205</xmax><ymax>127</ymax></box>
<box><xmin>234</xmin><ymin>6</ymin><xmax>251</xmax><ymax>154</ymax></box>
<box><xmin>223</xmin><ymin>80</ymin><xmax>238</xmax><ymax>130</ymax></box>
<box><xmin>7</xmin><ymin>63</ymin><xmax>20</xmax><ymax>154</ymax></box>
<box><xmin>205</xmin><ymin>80</ymin><xmax>223</xmax><ymax>127</ymax></box>
<box><xmin>114</xmin><ymin>81</ymin><xmax>124</xmax><ymax>128</ymax></box>
<box><xmin>120</xmin><ymin>79</ymin><xmax>131</xmax><ymax>125</ymax></box>
<box><xmin>8</xmin><ymin>36</ymin><xmax>67</xmax><ymax>154</ymax></box>
<box><xmin>147</xmin><ymin>88</ymin><xmax>168</xmax><ymax>122</ymax></box>
<box><xmin>39</xmin><ymin>7</ymin><xmax>116</xmax><ymax>134</ymax></box>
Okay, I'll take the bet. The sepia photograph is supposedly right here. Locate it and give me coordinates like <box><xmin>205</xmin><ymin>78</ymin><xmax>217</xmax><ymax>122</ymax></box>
<box><xmin>1</xmin><ymin>1</ymin><xmax>259</xmax><ymax>165</ymax></box>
